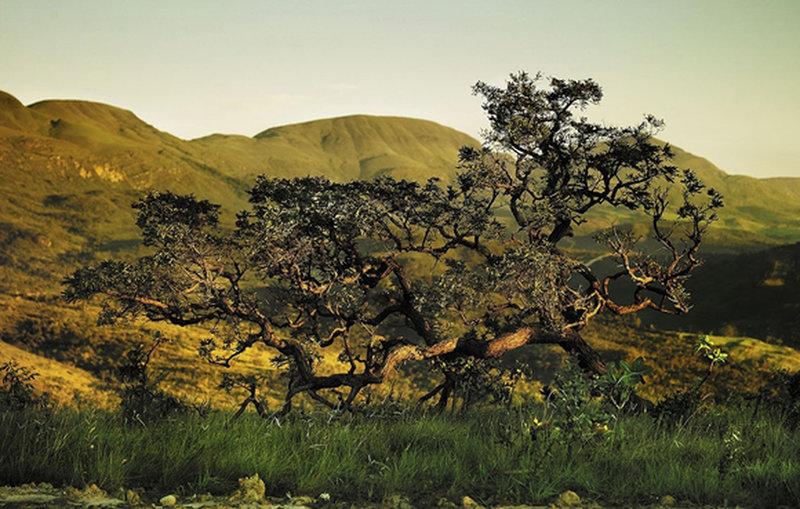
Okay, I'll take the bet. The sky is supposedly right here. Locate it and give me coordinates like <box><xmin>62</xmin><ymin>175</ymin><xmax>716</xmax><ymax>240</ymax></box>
<box><xmin>1</xmin><ymin>0</ymin><xmax>798</xmax><ymax>178</ymax></box>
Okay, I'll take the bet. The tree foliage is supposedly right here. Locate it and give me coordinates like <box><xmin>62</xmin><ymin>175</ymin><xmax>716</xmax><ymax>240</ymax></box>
<box><xmin>64</xmin><ymin>72</ymin><xmax>722</xmax><ymax>413</ymax></box>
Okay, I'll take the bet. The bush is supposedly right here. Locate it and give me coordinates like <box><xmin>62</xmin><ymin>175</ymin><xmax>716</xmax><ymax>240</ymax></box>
<box><xmin>536</xmin><ymin>357</ymin><xmax>652</xmax><ymax>442</ymax></box>
<box><xmin>0</xmin><ymin>361</ymin><xmax>49</xmax><ymax>410</ymax></box>
<box><xmin>116</xmin><ymin>334</ymin><xmax>188</xmax><ymax>423</ymax></box>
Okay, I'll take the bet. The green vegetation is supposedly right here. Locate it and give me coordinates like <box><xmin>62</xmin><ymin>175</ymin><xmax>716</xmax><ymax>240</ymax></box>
<box><xmin>1</xmin><ymin>399</ymin><xmax>798</xmax><ymax>507</ymax></box>
<box><xmin>3</xmin><ymin>329</ymin><xmax>797</xmax><ymax>507</ymax></box>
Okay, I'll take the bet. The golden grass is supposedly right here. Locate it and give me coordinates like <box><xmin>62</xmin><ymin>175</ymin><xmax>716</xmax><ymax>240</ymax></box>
<box><xmin>0</xmin><ymin>339</ymin><xmax>118</xmax><ymax>408</ymax></box>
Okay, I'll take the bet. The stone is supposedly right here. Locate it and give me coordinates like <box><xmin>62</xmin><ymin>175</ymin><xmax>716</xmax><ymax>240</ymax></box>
<box><xmin>462</xmin><ymin>495</ymin><xmax>485</xmax><ymax>508</ymax></box>
<box><xmin>125</xmin><ymin>489</ymin><xmax>141</xmax><ymax>505</ymax></box>
<box><xmin>291</xmin><ymin>495</ymin><xmax>315</xmax><ymax>506</ymax></box>
<box><xmin>0</xmin><ymin>494</ymin><xmax>59</xmax><ymax>505</ymax></box>
<box><xmin>555</xmin><ymin>490</ymin><xmax>581</xmax><ymax>507</ymax></box>
<box><xmin>159</xmin><ymin>494</ymin><xmax>177</xmax><ymax>506</ymax></box>
<box><xmin>228</xmin><ymin>473</ymin><xmax>266</xmax><ymax>503</ymax></box>
<box><xmin>383</xmin><ymin>493</ymin><xmax>415</xmax><ymax>509</ymax></box>
<box><xmin>660</xmin><ymin>495</ymin><xmax>676</xmax><ymax>506</ymax></box>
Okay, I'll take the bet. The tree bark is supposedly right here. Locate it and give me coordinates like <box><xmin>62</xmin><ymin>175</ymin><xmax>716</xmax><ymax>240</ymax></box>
<box><xmin>270</xmin><ymin>325</ymin><xmax>608</xmax><ymax>412</ymax></box>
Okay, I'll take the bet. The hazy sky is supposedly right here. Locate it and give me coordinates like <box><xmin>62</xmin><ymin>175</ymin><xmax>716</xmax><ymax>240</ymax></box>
<box><xmin>2</xmin><ymin>0</ymin><xmax>798</xmax><ymax>178</ymax></box>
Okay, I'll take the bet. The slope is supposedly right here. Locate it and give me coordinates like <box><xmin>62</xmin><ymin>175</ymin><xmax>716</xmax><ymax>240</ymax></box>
<box><xmin>188</xmin><ymin>114</ymin><xmax>478</xmax><ymax>184</ymax></box>
<box><xmin>569</xmin><ymin>142</ymin><xmax>800</xmax><ymax>252</ymax></box>
<box><xmin>0</xmin><ymin>92</ymin><xmax>253</xmax><ymax>295</ymax></box>
<box><xmin>670</xmin><ymin>145</ymin><xmax>800</xmax><ymax>245</ymax></box>
<box><xmin>2</xmin><ymin>89</ymin><xmax>800</xmax><ymax>411</ymax></box>
<box><xmin>639</xmin><ymin>242</ymin><xmax>800</xmax><ymax>349</ymax></box>
<box><xmin>0</xmin><ymin>92</ymin><xmax>478</xmax><ymax>295</ymax></box>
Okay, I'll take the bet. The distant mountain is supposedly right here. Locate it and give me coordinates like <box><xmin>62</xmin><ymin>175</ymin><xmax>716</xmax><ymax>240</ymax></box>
<box><xmin>0</xmin><ymin>91</ymin><xmax>477</xmax><ymax>291</ymax></box>
<box><xmin>669</xmin><ymin>145</ymin><xmax>800</xmax><ymax>246</ymax></box>
<box><xmin>568</xmin><ymin>142</ymin><xmax>800</xmax><ymax>252</ymax></box>
<box><xmin>0</xmin><ymin>92</ymin><xmax>249</xmax><ymax>293</ymax></box>
<box><xmin>3</xmin><ymin>89</ymin><xmax>799</xmax><ymax>254</ymax></box>
<box><xmin>194</xmin><ymin>115</ymin><xmax>477</xmax><ymax>183</ymax></box>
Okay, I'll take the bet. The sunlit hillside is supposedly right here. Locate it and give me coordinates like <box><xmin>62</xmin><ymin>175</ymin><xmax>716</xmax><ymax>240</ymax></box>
<box><xmin>0</xmin><ymin>91</ymin><xmax>478</xmax><ymax>292</ymax></box>
<box><xmin>1</xmin><ymin>89</ymin><xmax>799</xmax><ymax>412</ymax></box>
<box><xmin>193</xmin><ymin>114</ymin><xmax>478</xmax><ymax>183</ymax></box>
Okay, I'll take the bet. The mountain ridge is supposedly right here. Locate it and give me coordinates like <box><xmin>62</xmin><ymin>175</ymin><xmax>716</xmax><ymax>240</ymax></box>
<box><xmin>1</xmin><ymin>89</ymin><xmax>800</xmax><ymax>270</ymax></box>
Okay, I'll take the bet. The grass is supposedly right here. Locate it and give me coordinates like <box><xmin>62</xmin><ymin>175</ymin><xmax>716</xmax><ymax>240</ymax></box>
<box><xmin>1</xmin><ymin>402</ymin><xmax>798</xmax><ymax>507</ymax></box>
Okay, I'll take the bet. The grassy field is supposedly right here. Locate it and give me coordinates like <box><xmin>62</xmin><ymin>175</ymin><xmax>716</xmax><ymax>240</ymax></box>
<box><xmin>1</xmin><ymin>398</ymin><xmax>799</xmax><ymax>508</ymax></box>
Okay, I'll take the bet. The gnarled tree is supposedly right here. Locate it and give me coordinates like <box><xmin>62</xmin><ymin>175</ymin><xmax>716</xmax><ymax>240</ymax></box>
<box><xmin>64</xmin><ymin>72</ymin><xmax>722</xmax><ymax>413</ymax></box>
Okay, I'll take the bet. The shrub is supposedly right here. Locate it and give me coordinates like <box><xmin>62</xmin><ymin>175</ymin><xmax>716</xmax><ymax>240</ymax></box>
<box><xmin>0</xmin><ymin>361</ymin><xmax>49</xmax><ymax>410</ymax></box>
<box><xmin>116</xmin><ymin>334</ymin><xmax>188</xmax><ymax>423</ymax></box>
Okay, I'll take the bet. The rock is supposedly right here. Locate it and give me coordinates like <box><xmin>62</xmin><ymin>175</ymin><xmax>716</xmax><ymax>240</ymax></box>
<box><xmin>0</xmin><ymin>493</ymin><xmax>59</xmax><ymax>505</ymax></box>
<box><xmin>159</xmin><ymin>494</ymin><xmax>177</xmax><ymax>506</ymax></box>
<box><xmin>291</xmin><ymin>495</ymin><xmax>315</xmax><ymax>506</ymax></box>
<box><xmin>462</xmin><ymin>495</ymin><xmax>485</xmax><ymax>508</ymax></box>
<box><xmin>61</xmin><ymin>485</ymin><xmax>124</xmax><ymax>507</ymax></box>
<box><xmin>66</xmin><ymin>484</ymin><xmax>108</xmax><ymax>500</ymax></box>
<box><xmin>554</xmin><ymin>490</ymin><xmax>581</xmax><ymax>507</ymax></box>
<box><xmin>383</xmin><ymin>493</ymin><xmax>415</xmax><ymax>509</ymax></box>
<box><xmin>228</xmin><ymin>473</ymin><xmax>266</xmax><ymax>503</ymax></box>
<box><xmin>125</xmin><ymin>489</ymin><xmax>141</xmax><ymax>505</ymax></box>
<box><xmin>660</xmin><ymin>495</ymin><xmax>676</xmax><ymax>506</ymax></box>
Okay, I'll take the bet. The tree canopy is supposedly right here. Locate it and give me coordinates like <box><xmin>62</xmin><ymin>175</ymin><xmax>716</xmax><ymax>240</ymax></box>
<box><xmin>64</xmin><ymin>72</ymin><xmax>722</xmax><ymax>413</ymax></box>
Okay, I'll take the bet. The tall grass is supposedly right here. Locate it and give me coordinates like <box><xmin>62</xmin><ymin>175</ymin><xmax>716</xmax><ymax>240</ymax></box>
<box><xmin>1</xmin><ymin>403</ymin><xmax>798</xmax><ymax>507</ymax></box>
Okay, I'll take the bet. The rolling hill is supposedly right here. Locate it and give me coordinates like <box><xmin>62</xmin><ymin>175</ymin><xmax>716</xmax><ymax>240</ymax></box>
<box><xmin>1</xmin><ymin>89</ymin><xmax>799</xmax><ymax>409</ymax></box>
<box><xmin>193</xmin><ymin>114</ymin><xmax>477</xmax><ymax>183</ymax></box>
<box><xmin>0</xmin><ymin>91</ymin><xmax>478</xmax><ymax>292</ymax></box>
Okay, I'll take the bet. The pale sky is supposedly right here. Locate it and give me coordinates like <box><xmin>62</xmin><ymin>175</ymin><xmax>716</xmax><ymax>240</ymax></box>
<box><xmin>1</xmin><ymin>0</ymin><xmax>798</xmax><ymax>178</ymax></box>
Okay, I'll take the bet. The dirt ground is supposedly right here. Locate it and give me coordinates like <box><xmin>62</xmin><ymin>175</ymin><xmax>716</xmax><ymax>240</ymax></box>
<box><xmin>0</xmin><ymin>482</ymin><xmax>746</xmax><ymax>509</ymax></box>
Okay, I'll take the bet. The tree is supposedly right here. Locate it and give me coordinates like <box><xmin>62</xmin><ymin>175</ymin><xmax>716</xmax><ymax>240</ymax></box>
<box><xmin>63</xmin><ymin>72</ymin><xmax>722</xmax><ymax>413</ymax></box>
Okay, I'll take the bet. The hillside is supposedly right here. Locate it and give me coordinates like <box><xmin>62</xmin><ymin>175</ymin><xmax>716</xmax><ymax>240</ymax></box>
<box><xmin>567</xmin><ymin>142</ymin><xmax>800</xmax><ymax>251</ymax></box>
<box><xmin>192</xmin><ymin>115</ymin><xmax>477</xmax><ymax>183</ymax></box>
<box><xmin>639</xmin><ymin>242</ymin><xmax>800</xmax><ymax>349</ymax></box>
<box><xmin>3</xmin><ymin>89</ymin><xmax>800</xmax><ymax>264</ymax></box>
<box><xmin>0</xmin><ymin>91</ymin><xmax>477</xmax><ymax>293</ymax></box>
<box><xmin>1</xmin><ymin>89</ymin><xmax>799</xmax><ymax>411</ymax></box>
<box><xmin>670</xmin><ymin>145</ymin><xmax>800</xmax><ymax>246</ymax></box>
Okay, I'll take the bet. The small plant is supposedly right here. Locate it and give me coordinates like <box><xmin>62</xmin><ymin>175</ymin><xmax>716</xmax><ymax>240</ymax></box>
<box><xmin>694</xmin><ymin>335</ymin><xmax>728</xmax><ymax>388</ymax></box>
<box><xmin>0</xmin><ymin>361</ymin><xmax>49</xmax><ymax>410</ymax></box>
<box><xmin>116</xmin><ymin>333</ymin><xmax>187</xmax><ymax>424</ymax></box>
<box><xmin>536</xmin><ymin>357</ymin><xmax>652</xmax><ymax>443</ymax></box>
<box><xmin>219</xmin><ymin>373</ymin><xmax>269</xmax><ymax>420</ymax></box>
<box><xmin>430</xmin><ymin>357</ymin><xmax>530</xmax><ymax>413</ymax></box>
<box><xmin>654</xmin><ymin>335</ymin><xmax>728</xmax><ymax>425</ymax></box>
<box><xmin>595</xmin><ymin>356</ymin><xmax>653</xmax><ymax>414</ymax></box>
